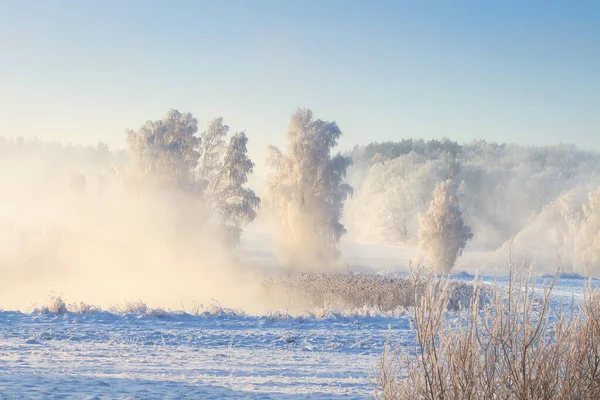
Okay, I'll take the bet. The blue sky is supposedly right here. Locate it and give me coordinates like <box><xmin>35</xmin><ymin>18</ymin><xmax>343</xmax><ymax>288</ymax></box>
<box><xmin>1</xmin><ymin>0</ymin><xmax>598</xmax><ymax>163</ymax></box>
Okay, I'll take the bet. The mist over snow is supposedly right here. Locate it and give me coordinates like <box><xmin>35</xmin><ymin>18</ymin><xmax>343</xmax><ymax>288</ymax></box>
<box><xmin>344</xmin><ymin>140</ymin><xmax>600</xmax><ymax>275</ymax></box>
<box><xmin>0</xmin><ymin>118</ymin><xmax>265</xmax><ymax>313</ymax></box>
<box><xmin>2</xmin><ymin>115</ymin><xmax>600</xmax><ymax>400</ymax></box>
<box><xmin>2</xmin><ymin>121</ymin><xmax>600</xmax><ymax>314</ymax></box>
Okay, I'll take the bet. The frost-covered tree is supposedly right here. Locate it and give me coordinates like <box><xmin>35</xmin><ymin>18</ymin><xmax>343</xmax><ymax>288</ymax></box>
<box><xmin>418</xmin><ymin>179</ymin><xmax>473</xmax><ymax>273</ymax></box>
<box><xmin>205</xmin><ymin>130</ymin><xmax>260</xmax><ymax>246</ymax></box>
<box><xmin>127</xmin><ymin>110</ymin><xmax>200</xmax><ymax>192</ymax></box>
<box><xmin>507</xmin><ymin>185</ymin><xmax>587</xmax><ymax>274</ymax></box>
<box><xmin>198</xmin><ymin>117</ymin><xmax>228</xmax><ymax>188</ymax></box>
<box><xmin>575</xmin><ymin>187</ymin><xmax>600</xmax><ymax>275</ymax></box>
<box><xmin>345</xmin><ymin>152</ymin><xmax>449</xmax><ymax>244</ymax></box>
<box><xmin>346</xmin><ymin>140</ymin><xmax>600</xmax><ymax>251</ymax></box>
<box><xmin>267</xmin><ymin>108</ymin><xmax>353</xmax><ymax>267</ymax></box>
<box><xmin>126</xmin><ymin>110</ymin><xmax>260</xmax><ymax>246</ymax></box>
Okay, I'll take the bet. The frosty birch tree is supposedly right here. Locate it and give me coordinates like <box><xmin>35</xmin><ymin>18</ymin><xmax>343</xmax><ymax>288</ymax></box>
<box><xmin>126</xmin><ymin>110</ymin><xmax>260</xmax><ymax>246</ymax></box>
<box><xmin>418</xmin><ymin>179</ymin><xmax>473</xmax><ymax>273</ymax></box>
<box><xmin>126</xmin><ymin>110</ymin><xmax>200</xmax><ymax>193</ymax></box>
<box><xmin>267</xmin><ymin>108</ymin><xmax>353</xmax><ymax>267</ymax></box>
<box><xmin>204</xmin><ymin>129</ymin><xmax>260</xmax><ymax>246</ymax></box>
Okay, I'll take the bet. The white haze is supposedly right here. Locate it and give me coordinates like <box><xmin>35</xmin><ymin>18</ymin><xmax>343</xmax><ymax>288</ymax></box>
<box><xmin>345</xmin><ymin>140</ymin><xmax>600</xmax><ymax>275</ymax></box>
<box><xmin>2</xmin><ymin>135</ymin><xmax>600</xmax><ymax>313</ymax></box>
<box><xmin>0</xmin><ymin>138</ymin><xmax>266</xmax><ymax>312</ymax></box>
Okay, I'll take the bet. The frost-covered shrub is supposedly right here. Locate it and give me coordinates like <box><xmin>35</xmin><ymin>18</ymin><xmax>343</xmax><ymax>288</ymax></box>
<box><xmin>418</xmin><ymin>179</ymin><xmax>473</xmax><ymax>273</ymax></box>
<box><xmin>107</xmin><ymin>301</ymin><xmax>171</xmax><ymax>317</ymax></box>
<box><xmin>145</xmin><ymin>307</ymin><xmax>169</xmax><ymax>318</ymax></box>
<box><xmin>68</xmin><ymin>302</ymin><xmax>101</xmax><ymax>314</ymax></box>
<box><xmin>202</xmin><ymin>300</ymin><xmax>246</xmax><ymax>317</ymax></box>
<box><xmin>186</xmin><ymin>300</ymin><xmax>246</xmax><ymax>317</ymax></box>
<box><xmin>307</xmin><ymin>305</ymin><xmax>331</xmax><ymax>319</ymax></box>
<box><xmin>265</xmin><ymin>310</ymin><xmax>291</xmax><ymax>321</ymax></box>
<box><xmin>187</xmin><ymin>301</ymin><xmax>204</xmax><ymax>316</ymax></box>
<box><xmin>37</xmin><ymin>295</ymin><xmax>68</xmax><ymax>315</ymax></box>
<box><xmin>108</xmin><ymin>300</ymin><xmax>148</xmax><ymax>314</ymax></box>
<box><xmin>374</xmin><ymin>260</ymin><xmax>600</xmax><ymax>400</ymax></box>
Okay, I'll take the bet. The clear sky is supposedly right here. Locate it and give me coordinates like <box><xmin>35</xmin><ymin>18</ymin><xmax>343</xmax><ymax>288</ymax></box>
<box><xmin>1</xmin><ymin>0</ymin><xmax>599</xmax><ymax>163</ymax></box>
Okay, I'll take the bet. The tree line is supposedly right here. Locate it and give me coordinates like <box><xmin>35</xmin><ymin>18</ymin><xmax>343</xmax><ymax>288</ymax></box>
<box><xmin>122</xmin><ymin>108</ymin><xmax>471</xmax><ymax>273</ymax></box>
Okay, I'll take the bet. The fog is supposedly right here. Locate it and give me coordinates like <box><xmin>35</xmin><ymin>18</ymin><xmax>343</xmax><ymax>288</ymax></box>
<box><xmin>345</xmin><ymin>140</ymin><xmax>600</xmax><ymax>275</ymax></box>
<box><xmin>1</xmin><ymin>128</ymin><xmax>600</xmax><ymax>313</ymax></box>
<box><xmin>0</xmin><ymin>137</ymin><xmax>265</xmax><ymax>312</ymax></box>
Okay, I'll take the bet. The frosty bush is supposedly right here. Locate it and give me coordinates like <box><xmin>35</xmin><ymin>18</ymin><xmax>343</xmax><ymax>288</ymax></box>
<box><xmin>185</xmin><ymin>300</ymin><xmax>246</xmax><ymax>317</ymax></box>
<box><xmin>108</xmin><ymin>300</ymin><xmax>149</xmax><ymax>314</ymax></box>
<box><xmin>37</xmin><ymin>295</ymin><xmax>68</xmax><ymax>315</ymax></box>
<box><xmin>373</xmin><ymin>258</ymin><xmax>600</xmax><ymax>400</ymax></box>
<box><xmin>126</xmin><ymin>110</ymin><xmax>260</xmax><ymax>246</ymax></box>
<box><xmin>107</xmin><ymin>301</ymin><xmax>169</xmax><ymax>317</ymax></box>
<box><xmin>418</xmin><ymin>179</ymin><xmax>473</xmax><ymax>273</ymax></box>
<box><xmin>68</xmin><ymin>302</ymin><xmax>101</xmax><ymax>314</ymax></box>
<box><xmin>266</xmin><ymin>108</ymin><xmax>352</xmax><ymax>267</ymax></box>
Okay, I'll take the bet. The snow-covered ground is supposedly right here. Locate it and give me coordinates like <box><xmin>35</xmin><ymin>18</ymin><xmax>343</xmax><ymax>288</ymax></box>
<box><xmin>0</xmin><ymin>238</ymin><xmax>595</xmax><ymax>399</ymax></box>
<box><xmin>0</xmin><ymin>309</ymin><xmax>416</xmax><ymax>399</ymax></box>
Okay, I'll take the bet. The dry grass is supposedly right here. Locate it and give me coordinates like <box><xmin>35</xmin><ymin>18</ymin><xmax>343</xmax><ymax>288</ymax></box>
<box><xmin>36</xmin><ymin>295</ymin><xmax>68</xmax><ymax>315</ymax></box>
<box><xmin>185</xmin><ymin>300</ymin><xmax>246</xmax><ymax>317</ymax></box>
<box><xmin>107</xmin><ymin>300</ymin><xmax>170</xmax><ymax>317</ymax></box>
<box><xmin>373</xmin><ymin>251</ymin><xmax>600</xmax><ymax>400</ymax></box>
<box><xmin>262</xmin><ymin>270</ymin><xmax>488</xmax><ymax>313</ymax></box>
<box><xmin>68</xmin><ymin>301</ymin><xmax>101</xmax><ymax>314</ymax></box>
